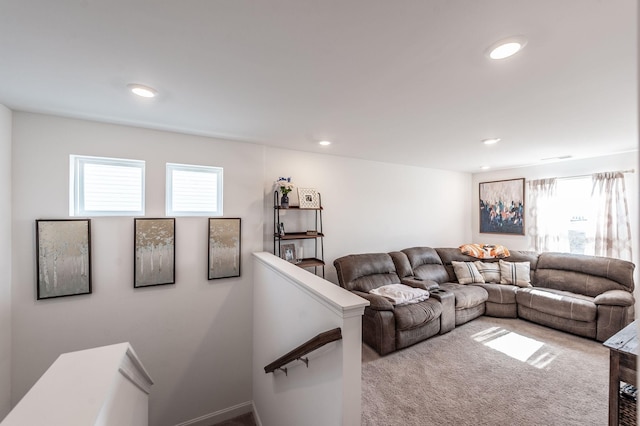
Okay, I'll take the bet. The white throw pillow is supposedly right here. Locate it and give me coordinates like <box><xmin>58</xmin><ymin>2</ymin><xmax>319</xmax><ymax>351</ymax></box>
<box><xmin>499</xmin><ymin>260</ymin><xmax>532</xmax><ymax>287</ymax></box>
<box><xmin>474</xmin><ymin>261</ymin><xmax>501</xmax><ymax>283</ymax></box>
<box><xmin>451</xmin><ymin>261</ymin><xmax>485</xmax><ymax>284</ymax></box>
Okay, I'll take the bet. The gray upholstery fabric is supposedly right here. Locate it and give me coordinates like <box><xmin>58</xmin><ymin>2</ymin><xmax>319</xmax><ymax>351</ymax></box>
<box><xmin>518</xmin><ymin>305</ymin><xmax>597</xmax><ymax>339</ymax></box>
<box><xmin>597</xmin><ymin>304</ymin><xmax>636</xmax><ymax>342</ymax></box>
<box><xmin>453</xmin><ymin>304</ymin><xmax>486</xmax><ymax>325</ymax></box>
<box><xmin>485</xmin><ymin>301</ymin><xmax>518</xmax><ymax>318</ymax></box>
<box><xmin>440</xmin><ymin>283</ymin><xmax>488</xmax><ymax>309</ymax></box>
<box><xmin>394</xmin><ymin>299</ymin><xmax>442</xmax><ymax>331</ymax></box>
<box><xmin>594</xmin><ymin>289</ymin><xmax>635</xmax><ymax>306</ymax></box>
<box><xmin>536</xmin><ymin>253</ymin><xmax>635</xmax><ymax>296</ymax></box>
<box><xmin>389</xmin><ymin>251</ymin><xmax>414</xmax><ymax>279</ymax></box>
<box><xmin>474</xmin><ymin>283</ymin><xmax>518</xmax><ymax>305</ymax></box>
<box><xmin>396</xmin><ymin>320</ymin><xmax>440</xmax><ymax>350</ymax></box>
<box><xmin>516</xmin><ymin>288</ymin><xmax>596</xmax><ymax>322</ymax></box>
<box><xmin>334</xmin><ymin>253</ymin><xmax>399</xmax><ymax>292</ymax></box>
<box><xmin>401</xmin><ymin>247</ymin><xmax>450</xmax><ymax>283</ymax></box>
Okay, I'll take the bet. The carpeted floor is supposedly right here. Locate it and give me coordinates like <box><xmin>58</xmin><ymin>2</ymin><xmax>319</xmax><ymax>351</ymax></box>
<box><xmin>362</xmin><ymin>316</ymin><xmax>610</xmax><ymax>426</ymax></box>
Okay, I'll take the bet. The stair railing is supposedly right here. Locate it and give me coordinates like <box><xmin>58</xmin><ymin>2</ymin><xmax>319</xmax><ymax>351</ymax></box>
<box><xmin>264</xmin><ymin>328</ymin><xmax>342</xmax><ymax>376</ymax></box>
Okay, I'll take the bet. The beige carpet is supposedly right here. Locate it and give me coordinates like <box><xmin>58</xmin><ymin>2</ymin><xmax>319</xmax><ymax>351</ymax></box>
<box><xmin>362</xmin><ymin>316</ymin><xmax>610</xmax><ymax>426</ymax></box>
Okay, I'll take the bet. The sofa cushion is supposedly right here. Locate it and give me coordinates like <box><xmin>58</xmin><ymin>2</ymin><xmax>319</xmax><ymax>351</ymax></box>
<box><xmin>499</xmin><ymin>260</ymin><xmax>532</xmax><ymax>287</ymax></box>
<box><xmin>394</xmin><ymin>298</ymin><xmax>442</xmax><ymax>331</ymax></box>
<box><xmin>516</xmin><ymin>287</ymin><xmax>597</xmax><ymax>322</ymax></box>
<box><xmin>452</xmin><ymin>261</ymin><xmax>484</xmax><ymax>284</ymax></box>
<box><xmin>474</xmin><ymin>283</ymin><xmax>518</xmax><ymax>305</ymax></box>
<box><xmin>440</xmin><ymin>283</ymin><xmax>488</xmax><ymax>310</ymax></box>
<box><xmin>401</xmin><ymin>247</ymin><xmax>451</xmax><ymax>283</ymax></box>
<box><xmin>474</xmin><ymin>261</ymin><xmax>501</xmax><ymax>283</ymax></box>
<box><xmin>334</xmin><ymin>253</ymin><xmax>399</xmax><ymax>292</ymax></box>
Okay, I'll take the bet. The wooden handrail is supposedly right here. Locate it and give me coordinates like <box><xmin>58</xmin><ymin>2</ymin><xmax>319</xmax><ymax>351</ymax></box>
<box><xmin>264</xmin><ymin>328</ymin><xmax>342</xmax><ymax>375</ymax></box>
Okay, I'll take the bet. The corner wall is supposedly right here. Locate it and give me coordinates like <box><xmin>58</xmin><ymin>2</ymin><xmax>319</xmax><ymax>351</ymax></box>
<box><xmin>471</xmin><ymin>152</ymin><xmax>639</xmax><ymax>299</ymax></box>
<box><xmin>264</xmin><ymin>147</ymin><xmax>473</xmax><ymax>283</ymax></box>
<box><xmin>0</xmin><ymin>104</ymin><xmax>12</xmax><ymax>420</ymax></box>
<box><xmin>10</xmin><ymin>112</ymin><xmax>264</xmax><ymax>426</ymax></box>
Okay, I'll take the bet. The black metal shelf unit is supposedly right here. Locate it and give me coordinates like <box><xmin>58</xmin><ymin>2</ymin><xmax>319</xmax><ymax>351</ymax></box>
<box><xmin>273</xmin><ymin>191</ymin><xmax>325</xmax><ymax>277</ymax></box>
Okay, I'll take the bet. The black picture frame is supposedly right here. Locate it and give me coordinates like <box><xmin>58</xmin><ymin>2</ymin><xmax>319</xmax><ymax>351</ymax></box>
<box><xmin>208</xmin><ymin>218</ymin><xmax>241</xmax><ymax>279</ymax></box>
<box><xmin>36</xmin><ymin>219</ymin><xmax>92</xmax><ymax>300</ymax></box>
<box><xmin>479</xmin><ymin>178</ymin><xmax>525</xmax><ymax>235</ymax></box>
<box><xmin>134</xmin><ymin>218</ymin><xmax>176</xmax><ymax>288</ymax></box>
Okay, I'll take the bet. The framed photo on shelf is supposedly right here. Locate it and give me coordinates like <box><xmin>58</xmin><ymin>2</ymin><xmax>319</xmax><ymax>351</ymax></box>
<box><xmin>280</xmin><ymin>244</ymin><xmax>297</xmax><ymax>263</ymax></box>
<box><xmin>298</xmin><ymin>188</ymin><xmax>320</xmax><ymax>209</ymax></box>
<box><xmin>208</xmin><ymin>218</ymin><xmax>241</xmax><ymax>280</ymax></box>
<box><xmin>36</xmin><ymin>219</ymin><xmax>92</xmax><ymax>300</ymax></box>
<box><xmin>134</xmin><ymin>218</ymin><xmax>175</xmax><ymax>288</ymax></box>
<box><xmin>479</xmin><ymin>178</ymin><xmax>525</xmax><ymax>235</ymax></box>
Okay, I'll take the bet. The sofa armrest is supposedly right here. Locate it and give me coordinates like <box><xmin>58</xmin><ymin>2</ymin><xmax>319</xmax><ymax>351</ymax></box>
<box><xmin>352</xmin><ymin>290</ymin><xmax>395</xmax><ymax>311</ymax></box>
<box><xmin>401</xmin><ymin>277</ymin><xmax>440</xmax><ymax>291</ymax></box>
<box><xmin>594</xmin><ymin>290</ymin><xmax>635</xmax><ymax>307</ymax></box>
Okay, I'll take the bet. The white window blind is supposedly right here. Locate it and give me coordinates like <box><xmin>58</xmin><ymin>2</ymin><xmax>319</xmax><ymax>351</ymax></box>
<box><xmin>166</xmin><ymin>163</ymin><xmax>223</xmax><ymax>216</ymax></box>
<box><xmin>70</xmin><ymin>155</ymin><xmax>145</xmax><ymax>216</ymax></box>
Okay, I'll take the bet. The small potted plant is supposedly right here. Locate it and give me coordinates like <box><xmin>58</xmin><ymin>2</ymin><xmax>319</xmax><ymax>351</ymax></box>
<box><xmin>275</xmin><ymin>177</ymin><xmax>295</xmax><ymax>208</ymax></box>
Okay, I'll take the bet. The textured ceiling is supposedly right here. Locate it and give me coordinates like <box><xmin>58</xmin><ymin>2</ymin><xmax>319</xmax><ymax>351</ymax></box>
<box><xmin>0</xmin><ymin>0</ymin><xmax>636</xmax><ymax>172</ymax></box>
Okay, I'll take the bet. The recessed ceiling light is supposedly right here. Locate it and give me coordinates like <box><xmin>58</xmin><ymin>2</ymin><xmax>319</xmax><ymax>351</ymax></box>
<box><xmin>127</xmin><ymin>83</ymin><xmax>158</xmax><ymax>98</ymax></box>
<box><xmin>487</xmin><ymin>36</ymin><xmax>527</xmax><ymax>60</ymax></box>
<box><xmin>480</xmin><ymin>166</ymin><xmax>491</xmax><ymax>170</ymax></box>
<box><xmin>482</xmin><ymin>138</ymin><xmax>501</xmax><ymax>145</ymax></box>
<box><xmin>318</xmin><ymin>140</ymin><xmax>332</xmax><ymax>146</ymax></box>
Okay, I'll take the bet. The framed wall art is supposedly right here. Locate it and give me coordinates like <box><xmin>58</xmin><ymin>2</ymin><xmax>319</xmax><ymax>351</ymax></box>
<box><xmin>36</xmin><ymin>219</ymin><xmax>92</xmax><ymax>300</ymax></box>
<box><xmin>280</xmin><ymin>243</ymin><xmax>297</xmax><ymax>263</ymax></box>
<box><xmin>208</xmin><ymin>217</ymin><xmax>241</xmax><ymax>280</ymax></box>
<box><xmin>479</xmin><ymin>178</ymin><xmax>525</xmax><ymax>235</ymax></box>
<box><xmin>298</xmin><ymin>188</ymin><xmax>320</xmax><ymax>209</ymax></box>
<box><xmin>134</xmin><ymin>218</ymin><xmax>175</xmax><ymax>287</ymax></box>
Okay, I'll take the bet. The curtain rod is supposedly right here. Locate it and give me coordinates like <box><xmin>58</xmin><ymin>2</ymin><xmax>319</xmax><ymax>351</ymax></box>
<box><xmin>540</xmin><ymin>169</ymin><xmax>636</xmax><ymax>181</ymax></box>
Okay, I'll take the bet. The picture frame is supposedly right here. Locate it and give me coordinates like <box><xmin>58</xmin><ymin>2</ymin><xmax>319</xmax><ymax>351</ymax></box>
<box><xmin>280</xmin><ymin>243</ymin><xmax>297</xmax><ymax>263</ymax></box>
<box><xmin>208</xmin><ymin>218</ymin><xmax>241</xmax><ymax>280</ymax></box>
<box><xmin>479</xmin><ymin>178</ymin><xmax>525</xmax><ymax>235</ymax></box>
<box><xmin>134</xmin><ymin>218</ymin><xmax>175</xmax><ymax>288</ymax></box>
<box><xmin>36</xmin><ymin>219</ymin><xmax>92</xmax><ymax>300</ymax></box>
<box><xmin>298</xmin><ymin>188</ymin><xmax>320</xmax><ymax>209</ymax></box>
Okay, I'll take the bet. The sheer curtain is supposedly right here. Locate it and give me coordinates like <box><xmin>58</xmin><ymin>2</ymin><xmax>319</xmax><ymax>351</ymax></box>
<box><xmin>527</xmin><ymin>178</ymin><xmax>561</xmax><ymax>252</ymax></box>
<box><xmin>591</xmin><ymin>172</ymin><xmax>633</xmax><ymax>260</ymax></box>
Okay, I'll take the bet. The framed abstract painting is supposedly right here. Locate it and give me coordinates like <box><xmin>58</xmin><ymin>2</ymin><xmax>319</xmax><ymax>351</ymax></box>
<box><xmin>208</xmin><ymin>218</ymin><xmax>241</xmax><ymax>279</ymax></box>
<box><xmin>134</xmin><ymin>218</ymin><xmax>176</xmax><ymax>287</ymax></box>
<box><xmin>479</xmin><ymin>178</ymin><xmax>525</xmax><ymax>235</ymax></box>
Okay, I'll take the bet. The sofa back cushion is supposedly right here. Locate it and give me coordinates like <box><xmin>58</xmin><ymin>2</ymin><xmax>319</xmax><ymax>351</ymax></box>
<box><xmin>333</xmin><ymin>253</ymin><xmax>400</xmax><ymax>292</ymax></box>
<box><xmin>401</xmin><ymin>247</ymin><xmax>450</xmax><ymax>283</ymax></box>
<box><xmin>436</xmin><ymin>248</ymin><xmax>539</xmax><ymax>284</ymax></box>
<box><xmin>535</xmin><ymin>252</ymin><xmax>635</xmax><ymax>296</ymax></box>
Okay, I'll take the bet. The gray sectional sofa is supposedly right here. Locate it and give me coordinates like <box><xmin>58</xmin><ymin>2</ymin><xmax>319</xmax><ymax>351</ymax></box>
<box><xmin>334</xmin><ymin>247</ymin><xmax>635</xmax><ymax>355</ymax></box>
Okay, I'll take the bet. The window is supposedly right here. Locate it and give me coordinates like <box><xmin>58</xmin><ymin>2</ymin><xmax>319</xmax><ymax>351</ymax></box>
<box><xmin>166</xmin><ymin>163</ymin><xmax>223</xmax><ymax>216</ymax></box>
<box><xmin>70</xmin><ymin>155</ymin><xmax>145</xmax><ymax>216</ymax></box>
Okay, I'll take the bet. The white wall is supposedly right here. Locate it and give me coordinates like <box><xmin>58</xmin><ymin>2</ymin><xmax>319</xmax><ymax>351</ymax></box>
<box><xmin>10</xmin><ymin>112</ymin><xmax>264</xmax><ymax>426</ymax></box>
<box><xmin>471</xmin><ymin>152</ymin><xmax>639</xmax><ymax>299</ymax></box>
<box><xmin>252</xmin><ymin>253</ymin><xmax>367</xmax><ymax>426</ymax></box>
<box><xmin>0</xmin><ymin>104</ymin><xmax>12</xmax><ymax>420</ymax></box>
<box><xmin>264</xmin><ymin>147</ymin><xmax>473</xmax><ymax>284</ymax></box>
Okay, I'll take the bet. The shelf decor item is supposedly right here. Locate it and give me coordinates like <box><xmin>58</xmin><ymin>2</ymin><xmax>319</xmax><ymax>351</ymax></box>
<box><xmin>275</xmin><ymin>177</ymin><xmax>295</xmax><ymax>208</ymax></box>
<box><xmin>280</xmin><ymin>244</ymin><xmax>297</xmax><ymax>263</ymax></box>
<box><xmin>273</xmin><ymin>190</ymin><xmax>325</xmax><ymax>277</ymax></box>
<box><xmin>298</xmin><ymin>188</ymin><xmax>320</xmax><ymax>209</ymax></box>
<box><xmin>36</xmin><ymin>219</ymin><xmax>92</xmax><ymax>300</ymax></box>
<box><xmin>208</xmin><ymin>217</ymin><xmax>241</xmax><ymax>280</ymax></box>
<box><xmin>134</xmin><ymin>218</ymin><xmax>175</xmax><ymax>288</ymax></box>
<box><xmin>479</xmin><ymin>178</ymin><xmax>525</xmax><ymax>235</ymax></box>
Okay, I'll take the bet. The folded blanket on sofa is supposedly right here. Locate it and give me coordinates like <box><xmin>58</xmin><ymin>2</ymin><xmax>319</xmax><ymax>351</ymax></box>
<box><xmin>460</xmin><ymin>243</ymin><xmax>510</xmax><ymax>259</ymax></box>
<box><xmin>369</xmin><ymin>284</ymin><xmax>430</xmax><ymax>306</ymax></box>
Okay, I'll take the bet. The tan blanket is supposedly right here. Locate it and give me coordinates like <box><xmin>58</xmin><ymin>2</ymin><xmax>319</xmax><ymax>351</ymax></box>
<box><xmin>460</xmin><ymin>244</ymin><xmax>510</xmax><ymax>259</ymax></box>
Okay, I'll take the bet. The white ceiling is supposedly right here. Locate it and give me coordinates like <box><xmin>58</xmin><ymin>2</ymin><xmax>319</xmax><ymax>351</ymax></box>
<box><xmin>0</xmin><ymin>1</ymin><xmax>636</xmax><ymax>172</ymax></box>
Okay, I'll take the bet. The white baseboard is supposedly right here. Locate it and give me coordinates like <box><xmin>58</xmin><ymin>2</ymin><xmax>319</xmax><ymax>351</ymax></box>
<box><xmin>175</xmin><ymin>401</ymin><xmax>254</xmax><ymax>426</ymax></box>
<box><xmin>252</xmin><ymin>401</ymin><xmax>263</xmax><ymax>426</ymax></box>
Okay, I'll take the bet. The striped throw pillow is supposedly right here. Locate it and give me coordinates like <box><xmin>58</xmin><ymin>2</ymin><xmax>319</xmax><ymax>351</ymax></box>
<box><xmin>452</xmin><ymin>261</ymin><xmax>485</xmax><ymax>284</ymax></box>
<box><xmin>499</xmin><ymin>260</ymin><xmax>532</xmax><ymax>287</ymax></box>
<box><xmin>474</xmin><ymin>261</ymin><xmax>501</xmax><ymax>283</ymax></box>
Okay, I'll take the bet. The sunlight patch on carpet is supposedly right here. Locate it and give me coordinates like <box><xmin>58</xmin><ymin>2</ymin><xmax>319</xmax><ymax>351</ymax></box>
<box><xmin>472</xmin><ymin>326</ymin><xmax>558</xmax><ymax>368</ymax></box>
